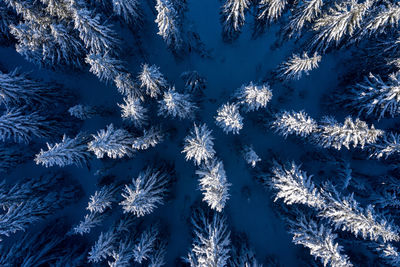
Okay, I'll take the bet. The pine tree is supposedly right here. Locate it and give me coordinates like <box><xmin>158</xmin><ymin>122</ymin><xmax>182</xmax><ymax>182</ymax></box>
<box><xmin>377</xmin><ymin>244</ymin><xmax>400</xmax><ymax>266</ymax></box>
<box><xmin>158</xmin><ymin>87</ymin><xmax>197</xmax><ymax>120</ymax></box>
<box><xmin>114</xmin><ymin>72</ymin><xmax>143</xmax><ymax>99</ymax></box>
<box><xmin>155</xmin><ymin>0</ymin><xmax>183</xmax><ymax>50</ymax></box>
<box><xmin>132</xmin><ymin>126</ymin><xmax>164</xmax><ymax>150</ymax></box>
<box><xmin>181</xmin><ymin>71</ymin><xmax>206</xmax><ymax>93</ymax></box>
<box><xmin>256</xmin><ymin>0</ymin><xmax>287</xmax><ymax>27</ymax></box>
<box><xmin>87</xmin><ymin>185</ymin><xmax>118</xmax><ymax>213</ymax></box>
<box><xmin>85</xmin><ymin>52</ymin><xmax>125</xmax><ymax>83</ymax></box>
<box><xmin>283</xmin><ymin>0</ymin><xmax>323</xmax><ymax>38</ymax></box>
<box><xmin>242</xmin><ymin>145</ymin><xmax>261</xmax><ymax>168</ymax></box>
<box><xmin>68</xmin><ymin>104</ymin><xmax>97</xmax><ymax>120</ymax></box>
<box><xmin>108</xmin><ymin>240</ymin><xmax>134</xmax><ymax>267</ymax></box>
<box><xmin>288</xmin><ymin>216</ymin><xmax>353</xmax><ymax>267</ymax></box>
<box><xmin>120</xmin><ymin>167</ymin><xmax>170</xmax><ymax>217</ymax></box>
<box><xmin>132</xmin><ymin>226</ymin><xmax>159</xmax><ymax>264</ymax></box>
<box><xmin>311</xmin><ymin>0</ymin><xmax>373</xmax><ymax>52</ymax></box>
<box><xmin>72</xmin><ymin>6</ymin><xmax>119</xmax><ymax>53</ymax></box>
<box><xmin>88</xmin><ymin>230</ymin><xmax>116</xmax><ymax>263</ymax></box>
<box><xmin>34</xmin><ymin>132</ymin><xmax>91</xmax><ymax>167</ymax></box>
<box><xmin>235</xmin><ymin>81</ymin><xmax>272</xmax><ymax>111</ymax></box>
<box><xmin>220</xmin><ymin>0</ymin><xmax>251</xmax><ymax>42</ymax></box>
<box><xmin>215</xmin><ymin>103</ymin><xmax>243</xmax><ymax>134</ymax></box>
<box><xmin>196</xmin><ymin>159</ymin><xmax>231</xmax><ymax>212</ymax></box>
<box><xmin>345</xmin><ymin>72</ymin><xmax>400</xmax><ymax>120</ymax></box>
<box><xmin>0</xmin><ymin>108</ymin><xmax>54</xmax><ymax>143</ymax></box>
<box><xmin>362</xmin><ymin>2</ymin><xmax>400</xmax><ymax>37</ymax></box>
<box><xmin>320</xmin><ymin>187</ymin><xmax>400</xmax><ymax>243</ymax></box>
<box><xmin>271</xmin><ymin>110</ymin><xmax>318</xmax><ymax>139</ymax></box>
<box><xmin>0</xmin><ymin>68</ymin><xmax>61</xmax><ymax>107</ymax></box>
<box><xmin>182</xmin><ymin>123</ymin><xmax>216</xmax><ymax>166</ymax></box>
<box><xmin>138</xmin><ymin>64</ymin><xmax>168</xmax><ymax>98</ymax></box>
<box><xmin>369</xmin><ymin>132</ymin><xmax>400</xmax><ymax>159</ymax></box>
<box><xmin>148</xmin><ymin>241</ymin><xmax>167</xmax><ymax>267</ymax></box>
<box><xmin>118</xmin><ymin>96</ymin><xmax>148</xmax><ymax>128</ymax></box>
<box><xmin>270</xmin><ymin>161</ymin><xmax>325</xmax><ymax>209</ymax></box>
<box><xmin>317</xmin><ymin>116</ymin><xmax>383</xmax><ymax>150</ymax></box>
<box><xmin>88</xmin><ymin>124</ymin><xmax>135</xmax><ymax>159</ymax></box>
<box><xmin>71</xmin><ymin>212</ymin><xmax>103</xmax><ymax>235</ymax></box>
<box><xmin>112</xmin><ymin>0</ymin><xmax>141</xmax><ymax>25</ymax></box>
<box><xmin>278</xmin><ymin>52</ymin><xmax>321</xmax><ymax>80</ymax></box>
<box><xmin>185</xmin><ymin>209</ymin><xmax>231</xmax><ymax>266</ymax></box>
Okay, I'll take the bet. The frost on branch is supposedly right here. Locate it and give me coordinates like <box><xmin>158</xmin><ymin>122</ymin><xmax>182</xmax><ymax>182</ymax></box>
<box><xmin>319</xmin><ymin>187</ymin><xmax>400</xmax><ymax>243</ymax></box>
<box><xmin>68</xmin><ymin>104</ymin><xmax>97</xmax><ymax>120</ymax></box>
<box><xmin>108</xmin><ymin>239</ymin><xmax>134</xmax><ymax>267</ymax></box>
<box><xmin>85</xmin><ymin>52</ymin><xmax>125</xmax><ymax>83</ymax></box>
<box><xmin>283</xmin><ymin>0</ymin><xmax>323</xmax><ymax>38</ymax></box>
<box><xmin>114</xmin><ymin>72</ymin><xmax>142</xmax><ymax>99</ymax></box>
<box><xmin>72</xmin><ymin>7</ymin><xmax>119</xmax><ymax>53</ymax></box>
<box><xmin>369</xmin><ymin>132</ymin><xmax>400</xmax><ymax>159</ymax></box>
<box><xmin>278</xmin><ymin>52</ymin><xmax>321</xmax><ymax>80</ymax></box>
<box><xmin>72</xmin><ymin>212</ymin><xmax>103</xmax><ymax>235</ymax></box>
<box><xmin>271</xmin><ymin>110</ymin><xmax>317</xmax><ymax>139</ymax></box>
<box><xmin>118</xmin><ymin>96</ymin><xmax>148</xmax><ymax>128</ymax></box>
<box><xmin>215</xmin><ymin>102</ymin><xmax>243</xmax><ymax>134</ymax></box>
<box><xmin>132</xmin><ymin>225</ymin><xmax>159</xmax><ymax>264</ymax></box>
<box><xmin>87</xmin><ymin>185</ymin><xmax>118</xmax><ymax>213</ymax></box>
<box><xmin>182</xmin><ymin>123</ymin><xmax>216</xmax><ymax>166</ymax></box>
<box><xmin>242</xmin><ymin>145</ymin><xmax>261</xmax><ymax>168</ymax></box>
<box><xmin>181</xmin><ymin>71</ymin><xmax>206</xmax><ymax>93</ymax></box>
<box><xmin>0</xmin><ymin>68</ymin><xmax>62</xmax><ymax>107</ymax></box>
<box><xmin>377</xmin><ymin>243</ymin><xmax>400</xmax><ymax>266</ymax></box>
<box><xmin>88</xmin><ymin>124</ymin><xmax>135</xmax><ymax>159</ymax></box>
<box><xmin>155</xmin><ymin>0</ymin><xmax>183</xmax><ymax>50</ymax></box>
<box><xmin>185</xmin><ymin>209</ymin><xmax>231</xmax><ymax>266</ymax></box>
<box><xmin>158</xmin><ymin>87</ymin><xmax>197</xmax><ymax>120</ymax></box>
<box><xmin>235</xmin><ymin>82</ymin><xmax>272</xmax><ymax>112</ymax></box>
<box><xmin>257</xmin><ymin>0</ymin><xmax>287</xmax><ymax>24</ymax></box>
<box><xmin>311</xmin><ymin>0</ymin><xmax>373</xmax><ymax>52</ymax></box>
<box><xmin>132</xmin><ymin>126</ymin><xmax>164</xmax><ymax>150</ymax></box>
<box><xmin>270</xmin><ymin>161</ymin><xmax>325</xmax><ymax>209</ymax></box>
<box><xmin>363</xmin><ymin>2</ymin><xmax>400</xmax><ymax>36</ymax></box>
<box><xmin>0</xmin><ymin>108</ymin><xmax>54</xmax><ymax>143</ymax></box>
<box><xmin>196</xmin><ymin>159</ymin><xmax>231</xmax><ymax>212</ymax></box>
<box><xmin>112</xmin><ymin>0</ymin><xmax>141</xmax><ymax>25</ymax></box>
<box><xmin>316</xmin><ymin>116</ymin><xmax>383</xmax><ymax>150</ymax></box>
<box><xmin>345</xmin><ymin>73</ymin><xmax>400</xmax><ymax>120</ymax></box>
<box><xmin>88</xmin><ymin>230</ymin><xmax>116</xmax><ymax>263</ymax></box>
<box><xmin>288</xmin><ymin>216</ymin><xmax>353</xmax><ymax>267</ymax></box>
<box><xmin>138</xmin><ymin>64</ymin><xmax>168</xmax><ymax>98</ymax></box>
<box><xmin>34</xmin><ymin>133</ymin><xmax>91</xmax><ymax>167</ymax></box>
<box><xmin>120</xmin><ymin>167</ymin><xmax>170</xmax><ymax>217</ymax></box>
<box><xmin>220</xmin><ymin>0</ymin><xmax>251</xmax><ymax>42</ymax></box>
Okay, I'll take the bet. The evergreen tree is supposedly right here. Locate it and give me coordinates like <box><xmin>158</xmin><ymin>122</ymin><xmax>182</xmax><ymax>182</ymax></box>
<box><xmin>182</xmin><ymin>123</ymin><xmax>216</xmax><ymax>166</ymax></box>
<box><xmin>185</xmin><ymin>209</ymin><xmax>231</xmax><ymax>266</ymax></box>
<box><xmin>196</xmin><ymin>159</ymin><xmax>231</xmax><ymax>212</ymax></box>
<box><xmin>132</xmin><ymin>126</ymin><xmax>164</xmax><ymax>150</ymax></box>
<box><xmin>155</xmin><ymin>0</ymin><xmax>183</xmax><ymax>50</ymax></box>
<box><xmin>120</xmin><ymin>167</ymin><xmax>170</xmax><ymax>217</ymax></box>
<box><xmin>68</xmin><ymin>104</ymin><xmax>97</xmax><ymax>120</ymax></box>
<box><xmin>235</xmin><ymin>81</ymin><xmax>272</xmax><ymax>111</ymax></box>
<box><xmin>158</xmin><ymin>87</ymin><xmax>197</xmax><ymax>120</ymax></box>
<box><xmin>278</xmin><ymin>52</ymin><xmax>321</xmax><ymax>80</ymax></box>
<box><xmin>87</xmin><ymin>185</ymin><xmax>118</xmax><ymax>214</ymax></box>
<box><xmin>288</xmin><ymin>216</ymin><xmax>353</xmax><ymax>267</ymax></box>
<box><xmin>118</xmin><ymin>96</ymin><xmax>148</xmax><ymax>128</ymax></box>
<box><xmin>71</xmin><ymin>212</ymin><xmax>103</xmax><ymax>235</ymax></box>
<box><xmin>138</xmin><ymin>64</ymin><xmax>168</xmax><ymax>98</ymax></box>
<box><xmin>132</xmin><ymin>226</ymin><xmax>159</xmax><ymax>264</ymax></box>
<box><xmin>220</xmin><ymin>0</ymin><xmax>251</xmax><ymax>41</ymax></box>
<box><xmin>112</xmin><ymin>0</ymin><xmax>141</xmax><ymax>25</ymax></box>
<box><xmin>271</xmin><ymin>110</ymin><xmax>317</xmax><ymax>139</ymax></box>
<box><xmin>88</xmin><ymin>230</ymin><xmax>116</xmax><ymax>263</ymax></box>
<box><xmin>345</xmin><ymin>72</ymin><xmax>400</xmax><ymax>120</ymax></box>
<box><xmin>215</xmin><ymin>103</ymin><xmax>243</xmax><ymax>134</ymax></box>
<box><xmin>369</xmin><ymin>132</ymin><xmax>400</xmax><ymax>159</ymax></box>
<box><xmin>88</xmin><ymin>124</ymin><xmax>135</xmax><ymax>159</ymax></box>
<box><xmin>34</xmin><ymin>132</ymin><xmax>91</xmax><ymax>167</ymax></box>
<box><xmin>85</xmin><ymin>52</ymin><xmax>125</xmax><ymax>83</ymax></box>
<box><xmin>181</xmin><ymin>70</ymin><xmax>206</xmax><ymax>93</ymax></box>
<box><xmin>242</xmin><ymin>145</ymin><xmax>261</xmax><ymax>168</ymax></box>
<box><xmin>0</xmin><ymin>108</ymin><xmax>55</xmax><ymax>143</ymax></box>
